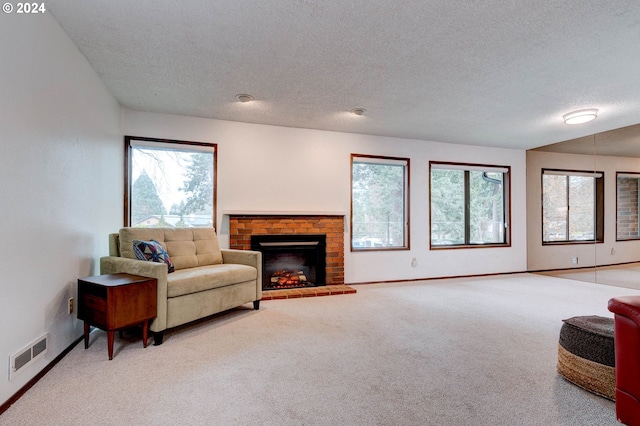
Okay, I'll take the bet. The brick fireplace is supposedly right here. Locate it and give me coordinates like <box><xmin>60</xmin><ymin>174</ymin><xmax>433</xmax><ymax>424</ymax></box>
<box><xmin>228</xmin><ymin>215</ymin><xmax>345</xmax><ymax>285</ymax></box>
<box><xmin>618</xmin><ymin>176</ymin><xmax>639</xmax><ymax>238</ymax></box>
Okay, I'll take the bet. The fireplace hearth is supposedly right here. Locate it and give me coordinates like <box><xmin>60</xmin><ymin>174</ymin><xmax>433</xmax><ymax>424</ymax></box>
<box><xmin>251</xmin><ymin>234</ymin><xmax>326</xmax><ymax>291</ymax></box>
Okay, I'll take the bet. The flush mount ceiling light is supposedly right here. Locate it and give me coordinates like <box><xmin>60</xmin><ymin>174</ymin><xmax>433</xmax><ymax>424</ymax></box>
<box><xmin>350</xmin><ymin>108</ymin><xmax>366</xmax><ymax>116</ymax></box>
<box><xmin>563</xmin><ymin>108</ymin><xmax>598</xmax><ymax>125</ymax></box>
<box><xmin>235</xmin><ymin>94</ymin><xmax>254</xmax><ymax>103</ymax></box>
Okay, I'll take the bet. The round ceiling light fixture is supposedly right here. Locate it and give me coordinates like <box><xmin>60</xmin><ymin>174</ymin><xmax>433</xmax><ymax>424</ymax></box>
<box><xmin>563</xmin><ymin>108</ymin><xmax>598</xmax><ymax>125</ymax></box>
<box><xmin>350</xmin><ymin>108</ymin><xmax>366</xmax><ymax>116</ymax></box>
<box><xmin>235</xmin><ymin>94</ymin><xmax>254</xmax><ymax>103</ymax></box>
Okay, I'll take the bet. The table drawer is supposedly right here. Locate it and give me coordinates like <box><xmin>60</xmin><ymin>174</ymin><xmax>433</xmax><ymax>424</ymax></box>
<box><xmin>83</xmin><ymin>294</ymin><xmax>106</xmax><ymax>312</ymax></box>
<box><xmin>83</xmin><ymin>310</ymin><xmax>106</xmax><ymax>326</ymax></box>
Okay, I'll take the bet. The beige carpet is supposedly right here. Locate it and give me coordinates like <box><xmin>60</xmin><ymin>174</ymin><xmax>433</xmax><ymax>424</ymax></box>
<box><xmin>2</xmin><ymin>273</ymin><xmax>639</xmax><ymax>425</ymax></box>
<box><xmin>536</xmin><ymin>262</ymin><xmax>640</xmax><ymax>289</ymax></box>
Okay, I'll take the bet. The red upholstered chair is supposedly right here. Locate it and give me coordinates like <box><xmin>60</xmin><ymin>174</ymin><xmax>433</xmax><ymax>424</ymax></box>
<box><xmin>608</xmin><ymin>296</ymin><xmax>640</xmax><ymax>426</ymax></box>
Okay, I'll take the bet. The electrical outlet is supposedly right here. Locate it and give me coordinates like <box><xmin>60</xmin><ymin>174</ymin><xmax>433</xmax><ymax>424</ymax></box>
<box><xmin>68</xmin><ymin>297</ymin><xmax>73</xmax><ymax>314</ymax></box>
<box><xmin>411</xmin><ymin>257</ymin><xmax>417</xmax><ymax>267</ymax></box>
<box><xmin>571</xmin><ymin>257</ymin><xmax>578</xmax><ymax>265</ymax></box>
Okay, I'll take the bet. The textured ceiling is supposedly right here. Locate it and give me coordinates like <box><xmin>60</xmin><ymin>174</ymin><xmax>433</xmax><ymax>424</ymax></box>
<box><xmin>47</xmin><ymin>0</ymin><xmax>640</xmax><ymax>150</ymax></box>
<box><xmin>532</xmin><ymin>123</ymin><xmax>640</xmax><ymax>157</ymax></box>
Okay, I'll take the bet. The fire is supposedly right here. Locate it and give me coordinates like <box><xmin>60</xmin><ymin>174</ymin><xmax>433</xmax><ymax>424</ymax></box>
<box><xmin>271</xmin><ymin>270</ymin><xmax>308</xmax><ymax>288</ymax></box>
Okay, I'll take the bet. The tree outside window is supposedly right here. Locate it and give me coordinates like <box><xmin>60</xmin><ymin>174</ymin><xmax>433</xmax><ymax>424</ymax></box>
<box><xmin>541</xmin><ymin>169</ymin><xmax>603</xmax><ymax>243</ymax></box>
<box><xmin>126</xmin><ymin>137</ymin><xmax>216</xmax><ymax>228</ymax></box>
<box><xmin>430</xmin><ymin>162</ymin><xmax>509</xmax><ymax>248</ymax></box>
<box><xmin>430</xmin><ymin>169</ymin><xmax>465</xmax><ymax>245</ymax></box>
<box><xmin>351</xmin><ymin>155</ymin><xmax>409</xmax><ymax>250</ymax></box>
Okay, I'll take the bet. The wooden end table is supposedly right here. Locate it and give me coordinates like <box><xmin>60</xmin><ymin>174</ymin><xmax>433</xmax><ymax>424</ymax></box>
<box><xmin>77</xmin><ymin>273</ymin><xmax>157</xmax><ymax>360</ymax></box>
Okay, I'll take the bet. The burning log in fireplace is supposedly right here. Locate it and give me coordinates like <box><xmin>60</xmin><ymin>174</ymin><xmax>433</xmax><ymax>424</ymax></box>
<box><xmin>251</xmin><ymin>234</ymin><xmax>326</xmax><ymax>291</ymax></box>
<box><xmin>271</xmin><ymin>270</ymin><xmax>309</xmax><ymax>288</ymax></box>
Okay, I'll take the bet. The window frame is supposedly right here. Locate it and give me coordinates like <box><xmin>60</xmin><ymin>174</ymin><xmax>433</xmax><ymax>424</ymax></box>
<box><xmin>429</xmin><ymin>161</ymin><xmax>511</xmax><ymax>250</ymax></box>
<box><xmin>616</xmin><ymin>171</ymin><xmax>640</xmax><ymax>242</ymax></box>
<box><xmin>124</xmin><ymin>136</ymin><xmax>217</xmax><ymax>229</ymax></box>
<box><xmin>541</xmin><ymin>168</ymin><xmax>604</xmax><ymax>245</ymax></box>
<box><xmin>350</xmin><ymin>154</ymin><xmax>410</xmax><ymax>252</ymax></box>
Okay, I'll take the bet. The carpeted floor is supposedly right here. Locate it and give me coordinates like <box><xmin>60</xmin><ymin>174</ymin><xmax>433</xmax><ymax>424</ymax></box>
<box><xmin>536</xmin><ymin>262</ymin><xmax>640</xmax><ymax>290</ymax></box>
<box><xmin>2</xmin><ymin>273</ymin><xmax>638</xmax><ymax>425</ymax></box>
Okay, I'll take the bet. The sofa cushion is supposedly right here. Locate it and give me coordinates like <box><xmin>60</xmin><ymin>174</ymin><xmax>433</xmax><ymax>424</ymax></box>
<box><xmin>167</xmin><ymin>264</ymin><xmax>258</xmax><ymax>298</ymax></box>
<box><xmin>163</xmin><ymin>228</ymin><xmax>222</xmax><ymax>270</ymax></box>
<box><xmin>132</xmin><ymin>239</ymin><xmax>175</xmax><ymax>273</ymax></box>
<box><xmin>120</xmin><ymin>228</ymin><xmax>166</xmax><ymax>260</ymax></box>
<box><xmin>118</xmin><ymin>227</ymin><xmax>223</xmax><ymax>270</ymax></box>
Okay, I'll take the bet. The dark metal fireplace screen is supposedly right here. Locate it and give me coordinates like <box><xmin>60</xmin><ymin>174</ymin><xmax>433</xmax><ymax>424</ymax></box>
<box><xmin>251</xmin><ymin>234</ymin><xmax>326</xmax><ymax>290</ymax></box>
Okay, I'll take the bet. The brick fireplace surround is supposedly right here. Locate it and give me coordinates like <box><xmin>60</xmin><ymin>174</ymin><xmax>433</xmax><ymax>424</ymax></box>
<box><xmin>228</xmin><ymin>214</ymin><xmax>345</xmax><ymax>287</ymax></box>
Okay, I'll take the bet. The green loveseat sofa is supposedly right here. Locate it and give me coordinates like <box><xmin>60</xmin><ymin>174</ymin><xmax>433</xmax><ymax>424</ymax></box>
<box><xmin>100</xmin><ymin>227</ymin><xmax>262</xmax><ymax>344</ymax></box>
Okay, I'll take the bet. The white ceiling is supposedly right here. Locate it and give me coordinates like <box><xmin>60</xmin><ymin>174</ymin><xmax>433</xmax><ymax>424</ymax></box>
<box><xmin>47</xmin><ymin>0</ymin><xmax>640</xmax><ymax>151</ymax></box>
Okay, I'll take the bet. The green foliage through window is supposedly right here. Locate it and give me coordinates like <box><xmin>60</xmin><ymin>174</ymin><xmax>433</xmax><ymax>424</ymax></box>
<box><xmin>430</xmin><ymin>163</ymin><xmax>509</xmax><ymax>247</ymax></box>
<box><xmin>542</xmin><ymin>170</ymin><xmax>603</xmax><ymax>243</ymax></box>
<box><xmin>351</xmin><ymin>155</ymin><xmax>409</xmax><ymax>250</ymax></box>
<box><xmin>131</xmin><ymin>170</ymin><xmax>166</xmax><ymax>225</ymax></box>
<box><xmin>126</xmin><ymin>137</ymin><xmax>216</xmax><ymax>228</ymax></box>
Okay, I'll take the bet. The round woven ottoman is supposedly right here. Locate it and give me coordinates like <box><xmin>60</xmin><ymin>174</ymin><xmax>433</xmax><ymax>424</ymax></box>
<box><xmin>557</xmin><ymin>315</ymin><xmax>615</xmax><ymax>400</ymax></box>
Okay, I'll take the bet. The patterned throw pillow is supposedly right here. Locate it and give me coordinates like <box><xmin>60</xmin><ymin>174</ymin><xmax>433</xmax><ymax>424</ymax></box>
<box><xmin>132</xmin><ymin>239</ymin><xmax>175</xmax><ymax>273</ymax></box>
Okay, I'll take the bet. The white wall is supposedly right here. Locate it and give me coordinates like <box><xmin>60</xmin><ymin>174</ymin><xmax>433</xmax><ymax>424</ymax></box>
<box><xmin>0</xmin><ymin>13</ymin><xmax>122</xmax><ymax>405</ymax></box>
<box><xmin>527</xmin><ymin>150</ymin><xmax>640</xmax><ymax>270</ymax></box>
<box><xmin>124</xmin><ymin>109</ymin><xmax>528</xmax><ymax>283</ymax></box>
<box><xmin>0</xmin><ymin>11</ymin><xmax>528</xmax><ymax>407</ymax></box>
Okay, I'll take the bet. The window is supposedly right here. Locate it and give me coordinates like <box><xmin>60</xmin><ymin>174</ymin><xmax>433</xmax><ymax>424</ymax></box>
<box><xmin>542</xmin><ymin>169</ymin><xmax>603</xmax><ymax>243</ymax></box>
<box><xmin>617</xmin><ymin>172</ymin><xmax>640</xmax><ymax>241</ymax></box>
<box><xmin>430</xmin><ymin>162</ymin><xmax>510</xmax><ymax>248</ymax></box>
<box><xmin>351</xmin><ymin>154</ymin><xmax>409</xmax><ymax>250</ymax></box>
<box><xmin>125</xmin><ymin>136</ymin><xmax>216</xmax><ymax>228</ymax></box>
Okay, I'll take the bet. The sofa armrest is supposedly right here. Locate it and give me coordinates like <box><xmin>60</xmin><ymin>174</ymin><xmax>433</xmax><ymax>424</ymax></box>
<box><xmin>100</xmin><ymin>256</ymin><xmax>169</xmax><ymax>332</ymax></box>
<box><xmin>609</xmin><ymin>296</ymin><xmax>640</xmax><ymax>326</ymax></box>
<box><xmin>608</xmin><ymin>296</ymin><xmax>640</xmax><ymax>426</ymax></box>
<box><xmin>221</xmin><ymin>249</ymin><xmax>262</xmax><ymax>298</ymax></box>
<box><xmin>221</xmin><ymin>249</ymin><xmax>260</xmax><ymax>267</ymax></box>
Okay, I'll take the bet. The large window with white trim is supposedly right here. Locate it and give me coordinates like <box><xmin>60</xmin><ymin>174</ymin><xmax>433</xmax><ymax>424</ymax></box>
<box><xmin>125</xmin><ymin>136</ymin><xmax>217</xmax><ymax>228</ymax></box>
<box><xmin>430</xmin><ymin>162</ymin><xmax>510</xmax><ymax>248</ymax></box>
<box><xmin>351</xmin><ymin>154</ymin><xmax>409</xmax><ymax>250</ymax></box>
<box><xmin>542</xmin><ymin>169</ymin><xmax>603</xmax><ymax>243</ymax></box>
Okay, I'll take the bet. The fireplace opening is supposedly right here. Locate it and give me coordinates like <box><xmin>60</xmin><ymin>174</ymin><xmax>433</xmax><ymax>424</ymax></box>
<box><xmin>251</xmin><ymin>234</ymin><xmax>326</xmax><ymax>290</ymax></box>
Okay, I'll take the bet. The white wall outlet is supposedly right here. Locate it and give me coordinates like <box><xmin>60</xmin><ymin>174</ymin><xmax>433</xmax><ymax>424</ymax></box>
<box><xmin>611</xmin><ymin>247</ymin><xmax>616</xmax><ymax>255</ymax></box>
<box><xmin>571</xmin><ymin>257</ymin><xmax>579</xmax><ymax>265</ymax></box>
<box><xmin>68</xmin><ymin>297</ymin><xmax>74</xmax><ymax>314</ymax></box>
<box><xmin>411</xmin><ymin>258</ymin><xmax>417</xmax><ymax>267</ymax></box>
